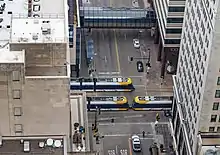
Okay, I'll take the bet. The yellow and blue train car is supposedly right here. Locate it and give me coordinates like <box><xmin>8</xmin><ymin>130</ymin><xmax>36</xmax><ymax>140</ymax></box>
<box><xmin>87</xmin><ymin>96</ymin><xmax>129</xmax><ymax>111</ymax></box>
<box><xmin>132</xmin><ymin>96</ymin><xmax>173</xmax><ymax>111</ymax></box>
<box><xmin>70</xmin><ymin>77</ymin><xmax>134</xmax><ymax>92</ymax></box>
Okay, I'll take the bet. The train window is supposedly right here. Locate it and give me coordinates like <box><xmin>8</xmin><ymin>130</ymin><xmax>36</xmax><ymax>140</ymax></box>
<box><xmin>139</xmin><ymin>97</ymin><xmax>145</xmax><ymax>100</ymax></box>
<box><xmin>118</xmin><ymin>78</ymin><xmax>122</xmax><ymax>82</ymax></box>
<box><xmin>112</xmin><ymin>78</ymin><xmax>117</xmax><ymax>82</ymax></box>
<box><xmin>106</xmin><ymin>78</ymin><xmax>113</xmax><ymax>82</ymax></box>
<box><xmin>118</xmin><ymin>97</ymin><xmax>124</xmax><ymax>101</ymax></box>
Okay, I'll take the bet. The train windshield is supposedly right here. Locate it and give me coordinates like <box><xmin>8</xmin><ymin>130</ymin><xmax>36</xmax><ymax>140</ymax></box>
<box><xmin>138</xmin><ymin>97</ymin><xmax>145</xmax><ymax>100</ymax></box>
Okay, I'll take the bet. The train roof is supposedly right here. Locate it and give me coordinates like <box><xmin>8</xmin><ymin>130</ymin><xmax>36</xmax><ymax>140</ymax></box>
<box><xmin>71</xmin><ymin>77</ymin><xmax>129</xmax><ymax>82</ymax></box>
<box><xmin>87</xmin><ymin>96</ymin><xmax>125</xmax><ymax>101</ymax></box>
<box><xmin>137</xmin><ymin>96</ymin><xmax>173</xmax><ymax>101</ymax></box>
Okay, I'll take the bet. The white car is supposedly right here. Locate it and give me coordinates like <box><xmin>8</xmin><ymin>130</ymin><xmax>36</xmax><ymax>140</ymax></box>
<box><xmin>133</xmin><ymin>39</ymin><xmax>140</xmax><ymax>49</ymax></box>
<box><xmin>131</xmin><ymin>135</ymin><xmax>142</xmax><ymax>152</ymax></box>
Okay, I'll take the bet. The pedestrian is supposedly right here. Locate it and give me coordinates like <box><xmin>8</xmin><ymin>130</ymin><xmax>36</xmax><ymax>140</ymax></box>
<box><xmin>142</xmin><ymin>131</ymin><xmax>145</xmax><ymax>137</ymax></box>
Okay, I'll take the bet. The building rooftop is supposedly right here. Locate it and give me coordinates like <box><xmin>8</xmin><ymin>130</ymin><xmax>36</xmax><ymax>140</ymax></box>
<box><xmin>39</xmin><ymin>0</ymin><xmax>65</xmax><ymax>15</ymax></box>
<box><xmin>0</xmin><ymin>50</ymin><xmax>24</xmax><ymax>63</ymax></box>
<box><xmin>11</xmin><ymin>18</ymin><xmax>66</xmax><ymax>43</ymax></box>
<box><xmin>0</xmin><ymin>0</ymin><xmax>28</xmax><ymax>51</ymax></box>
<box><xmin>0</xmin><ymin>136</ymin><xmax>65</xmax><ymax>155</ymax></box>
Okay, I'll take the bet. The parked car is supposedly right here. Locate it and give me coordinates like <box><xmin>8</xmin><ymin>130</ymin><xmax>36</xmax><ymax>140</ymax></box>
<box><xmin>137</xmin><ymin>61</ymin><xmax>144</xmax><ymax>72</ymax></box>
<box><xmin>133</xmin><ymin>39</ymin><xmax>140</xmax><ymax>49</ymax></box>
<box><xmin>132</xmin><ymin>135</ymin><xmax>142</xmax><ymax>152</ymax></box>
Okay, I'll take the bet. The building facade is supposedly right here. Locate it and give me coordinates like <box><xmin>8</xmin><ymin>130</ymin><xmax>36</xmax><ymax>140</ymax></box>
<box><xmin>172</xmin><ymin>0</ymin><xmax>220</xmax><ymax>154</ymax></box>
<box><xmin>153</xmin><ymin>0</ymin><xmax>185</xmax><ymax>78</ymax></box>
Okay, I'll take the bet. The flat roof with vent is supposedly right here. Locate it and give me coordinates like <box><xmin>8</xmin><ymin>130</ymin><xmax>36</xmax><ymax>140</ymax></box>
<box><xmin>0</xmin><ymin>50</ymin><xmax>24</xmax><ymax>63</ymax></box>
<box><xmin>11</xmin><ymin>18</ymin><xmax>66</xmax><ymax>43</ymax></box>
<box><xmin>0</xmin><ymin>0</ymin><xmax>28</xmax><ymax>51</ymax></box>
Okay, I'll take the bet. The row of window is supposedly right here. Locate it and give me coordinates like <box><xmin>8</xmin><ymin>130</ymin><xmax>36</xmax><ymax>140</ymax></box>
<box><xmin>213</xmin><ymin>102</ymin><xmax>220</xmax><ymax>110</ymax></box>
<box><xmin>215</xmin><ymin>90</ymin><xmax>220</xmax><ymax>98</ymax></box>
<box><xmin>168</xmin><ymin>7</ymin><xmax>185</xmax><ymax>12</ymax></box>
<box><xmin>164</xmin><ymin>39</ymin><xmax>181</xmax><ymax>44</ymax></box>
<box><xmin>218</xmin><ymin>77</ymin><xmax>220</xmax><ymax>85</ymax></box>
<box><xmin>167</xmin><ymin>18</ymin><xmax>183</xmax><ymax>23</ymax></box>
<box><xmin>210</xmin><ymin>114</ymin><xmax>220</xmax><ymax>122</ymax></box>
<box><xmin>166</xmin><ymin>28</ymin><xmax>182</xmax><ymax>34</ymax></box>
<box><xmin>209</xmin><ymin>126</ymin><xmax>220</xmax><ymax>132</ymax></box>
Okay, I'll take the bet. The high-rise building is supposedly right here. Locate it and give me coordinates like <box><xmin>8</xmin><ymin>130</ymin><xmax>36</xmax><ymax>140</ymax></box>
<box><xmin>171</xmin><ymin>0</ymin><xmax>220</xmax><ymax>154</ymax></box>
<box><xmin>153</xmin><ymin>0</ymin><xmax>185</xmax><ymax>77</ymax></box>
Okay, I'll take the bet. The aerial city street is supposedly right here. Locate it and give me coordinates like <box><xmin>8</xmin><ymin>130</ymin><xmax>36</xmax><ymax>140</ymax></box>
<box><xmin>77</xmin><ymin>0</ymin><xmax>175</xmax><ymax>154</ymax></box>
<box><xmin>0</xmin><ymin>0</ymin><xmax>218</xmax><ymax>154</ymax></box>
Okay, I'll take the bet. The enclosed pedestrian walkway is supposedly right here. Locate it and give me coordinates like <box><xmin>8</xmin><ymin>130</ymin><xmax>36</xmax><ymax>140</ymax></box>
<box><xmin>79</xmin><ymin>7</ymin><xmax>156</xmax><ymax>28</ymax></box>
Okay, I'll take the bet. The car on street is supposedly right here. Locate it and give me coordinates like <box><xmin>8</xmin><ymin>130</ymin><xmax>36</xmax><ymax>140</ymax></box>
<box><xmin>136</xmin><ymin>61</ymin><xmax>144</xmax><ymax>72</ymax></box>
<box><xmin>131</xmin><ymin>135</ymin><xmax>142</xmax><ymax>152</ymax></box>
<box><xmin>133</xmin><ymin>39</ymin><xmax>140</xmax><ymax>49</ymax></box>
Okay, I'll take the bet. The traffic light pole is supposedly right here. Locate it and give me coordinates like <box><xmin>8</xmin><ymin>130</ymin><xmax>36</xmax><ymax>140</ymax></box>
<box><xmin>94</xmin><ymin>107</ymin><xmax>98</xmax><ymax>129</ymax></box>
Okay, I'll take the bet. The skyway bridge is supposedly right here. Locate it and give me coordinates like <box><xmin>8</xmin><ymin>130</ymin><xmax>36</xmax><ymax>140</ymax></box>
<box><xmin>79</xmin><ymin>7</ymin><xmax>156</xmax><ymax>29</ymax></box>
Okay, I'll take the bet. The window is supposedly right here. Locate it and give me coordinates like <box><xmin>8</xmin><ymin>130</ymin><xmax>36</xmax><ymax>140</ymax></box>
<box><xmin>13</xmin><ymin>90</ymin><xmax>21</xmax><ymax>99</ymax></box>
<box><xmin>164</xmin><ymin>39</ymin><xmax>181</xmax><ymax>44</ymax></box>
<box><xmin>14</xmin><ymin>124</ymin><xmax>23</xmax><ymax>133</ymax></box>
<box><xmin>33</xmin><ymin>5</ymin><xmax>40</xmax><ymax>12</ymax></box>
<box><xmin>14</xmin><ymin>107</ymin><xmax>22</xmax><ymax>116</ymax></box>
<box><xmin>168</xmin><ymin>7</ymin><xmax>185</xmax><ymax>12</ymax></box>
<box><xmin>210</xmin><ymin>115</ymin><xmax>217</xmax><ymax>122</ymax></box>
<box><xmin>217</xmin><ymin>77</ymin><xmax>220</xmax><ymax>85</ymax></box>
<box><xmin>166</xmin><ymin>29</ymin><xmax>182</xmax><ymax>34</ymax></box>
<box><xmin>217</xmin><ymin>127</ymin><xmax>220</xmax><ymax>132</ymax></box>
<box><xmin>12</xmin><ymin>71</ymin><xmax>20</xmax><ymax>81</ymax></box>
<box><xmin>209</xmin><ymin>127</ymin><xmax>215</xmax><ymax>132</ymax></box>
<box><xmin>167</xmin><ymin>18</ymin><xmax>183</xmax><ymax>23</ymax></box>
<box><xmin>213</xmin><ymin>102</ymin><xmax>219</xmax><ymax>110</ymax></box>
<box><xmin>215</xmin><ymin>90</ymin><xmax>220</xmax><ymax>98</ymax></box>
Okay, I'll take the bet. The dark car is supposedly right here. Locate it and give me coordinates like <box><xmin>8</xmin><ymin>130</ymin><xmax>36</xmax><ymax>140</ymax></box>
<box><xmin>136</xmin><ymin>61</ymin><xmax>144</xmax><ymax>72</ymax></box>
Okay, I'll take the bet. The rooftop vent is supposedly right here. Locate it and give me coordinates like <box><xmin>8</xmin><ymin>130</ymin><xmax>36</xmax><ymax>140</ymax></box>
<box><xmin>32</xmin><ymin>34</ymin><xmax>38</xmax><ymax>40</ymax></box>
<box><xmin>41</xmin><ymin>23</ymin><xmax>51</xmax><ymax>35</ymax></box>
<box><xmin>33</xmin><ymin>20</ymin><xmax>39</xmax><ymax>24</ymax></box>
<box><xmin>19</xmin><ymin>37</ymin><xmax>29</xmax><ymax>42</ymax></box>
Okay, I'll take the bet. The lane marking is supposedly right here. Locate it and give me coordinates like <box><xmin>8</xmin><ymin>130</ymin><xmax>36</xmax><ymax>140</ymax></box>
<box><xmin>113</xmin><ymin>29</ymin><xmax>121</xmax><ymax>73</ymax></box>
<box><xmin>128</xmin><ymin>76</ymin><xmax>143</xmax><ymax>78</ymax></box>
<box><xmin>104</xmin><ymin>133</ymin><xmax>155</xmax><ymax>137</ymax></box>
<box><xmin>98</xmin><ymin>72</ymin><xmax>120</xmax><ymax>75</ymax></box>
<box><xmin>99</xmin><ymin>122</ymin><xmax>169</xmax><ymax>126</ymax></box>
<box><xmin>128</xmin><ymin>138</ymin><xmax>133</xmax><ymax>155</ymax></box>
<box><xmin>123</xmin><ymin>114</ymin><xmax>144</xmax><ymax>118</ymax></box>
<box><xmin>133</xmin><ymin>85</ymin><xmax>145</xmax><ymax>87</ymax></box>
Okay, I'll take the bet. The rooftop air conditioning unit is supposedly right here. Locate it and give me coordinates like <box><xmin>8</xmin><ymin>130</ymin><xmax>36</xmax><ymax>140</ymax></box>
<box><xmin>32</xmin><ymin>34</ymin><xmax>38</xmax><ymax>40</ymax></box>
<box><xmin>20</xmin><ymin>37</ymin><xmax>29</xmax><ymax>42</ymax></box>
<box><xmin>41</xmin><ymin>23</ymin><xmax>51</xmax><ymax>35</ymax></box>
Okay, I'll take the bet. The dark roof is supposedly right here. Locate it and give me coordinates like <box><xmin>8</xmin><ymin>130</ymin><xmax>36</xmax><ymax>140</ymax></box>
<box><xmin>0</xmin><ymin>138</ymin><xmax>64</xmax><ymax>155</ymax></box>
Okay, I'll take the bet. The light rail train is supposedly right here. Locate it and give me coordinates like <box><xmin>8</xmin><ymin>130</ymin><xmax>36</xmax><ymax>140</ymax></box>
<box><xmin>70</xmin><ymin>77</ymin><xmax>134</xmax><ymax>92</ymax></box>
<box><xmin>87</xmin><ymin>96</ymin><xmax>129</xmax><ymax>111</ymax></box>
<box><xmin>132</xmin><ymin>96</ymin><xmax>173</xmax><ymax>111</ymax></box>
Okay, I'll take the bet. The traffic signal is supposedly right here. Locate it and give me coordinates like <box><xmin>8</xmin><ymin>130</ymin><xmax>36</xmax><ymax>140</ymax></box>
<box><xmin>130</xmin><ymin>57</ymin><xmax>133</xmax><ymax>61</ymax></box>
<box><xmin>93</xmin><ymin>128</ymin><xmax>98</xmax><ymax>137</ymax></box>
<box><xmin>156</xmin><ymin>113</ymin><xmax>160</xmax><ymax>121</ymax></box>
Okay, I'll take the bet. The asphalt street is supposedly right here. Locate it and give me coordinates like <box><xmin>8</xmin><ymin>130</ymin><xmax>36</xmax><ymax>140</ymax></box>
<box><xmin>88</xmin><ymin>111</ymin><xmax>169</xmax><ymax>123</ymax></box>
<box><xmin>84</xmin><ymin>29</ymin><xmax>173</xmax><ymax>99</ymax></box>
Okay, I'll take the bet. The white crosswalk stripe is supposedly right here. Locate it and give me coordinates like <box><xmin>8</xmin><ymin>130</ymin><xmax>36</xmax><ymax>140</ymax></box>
<box><xmin>98</xmin><ymin>72</ymin><xmax>120</xmax><ymax>75</ymax></box>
